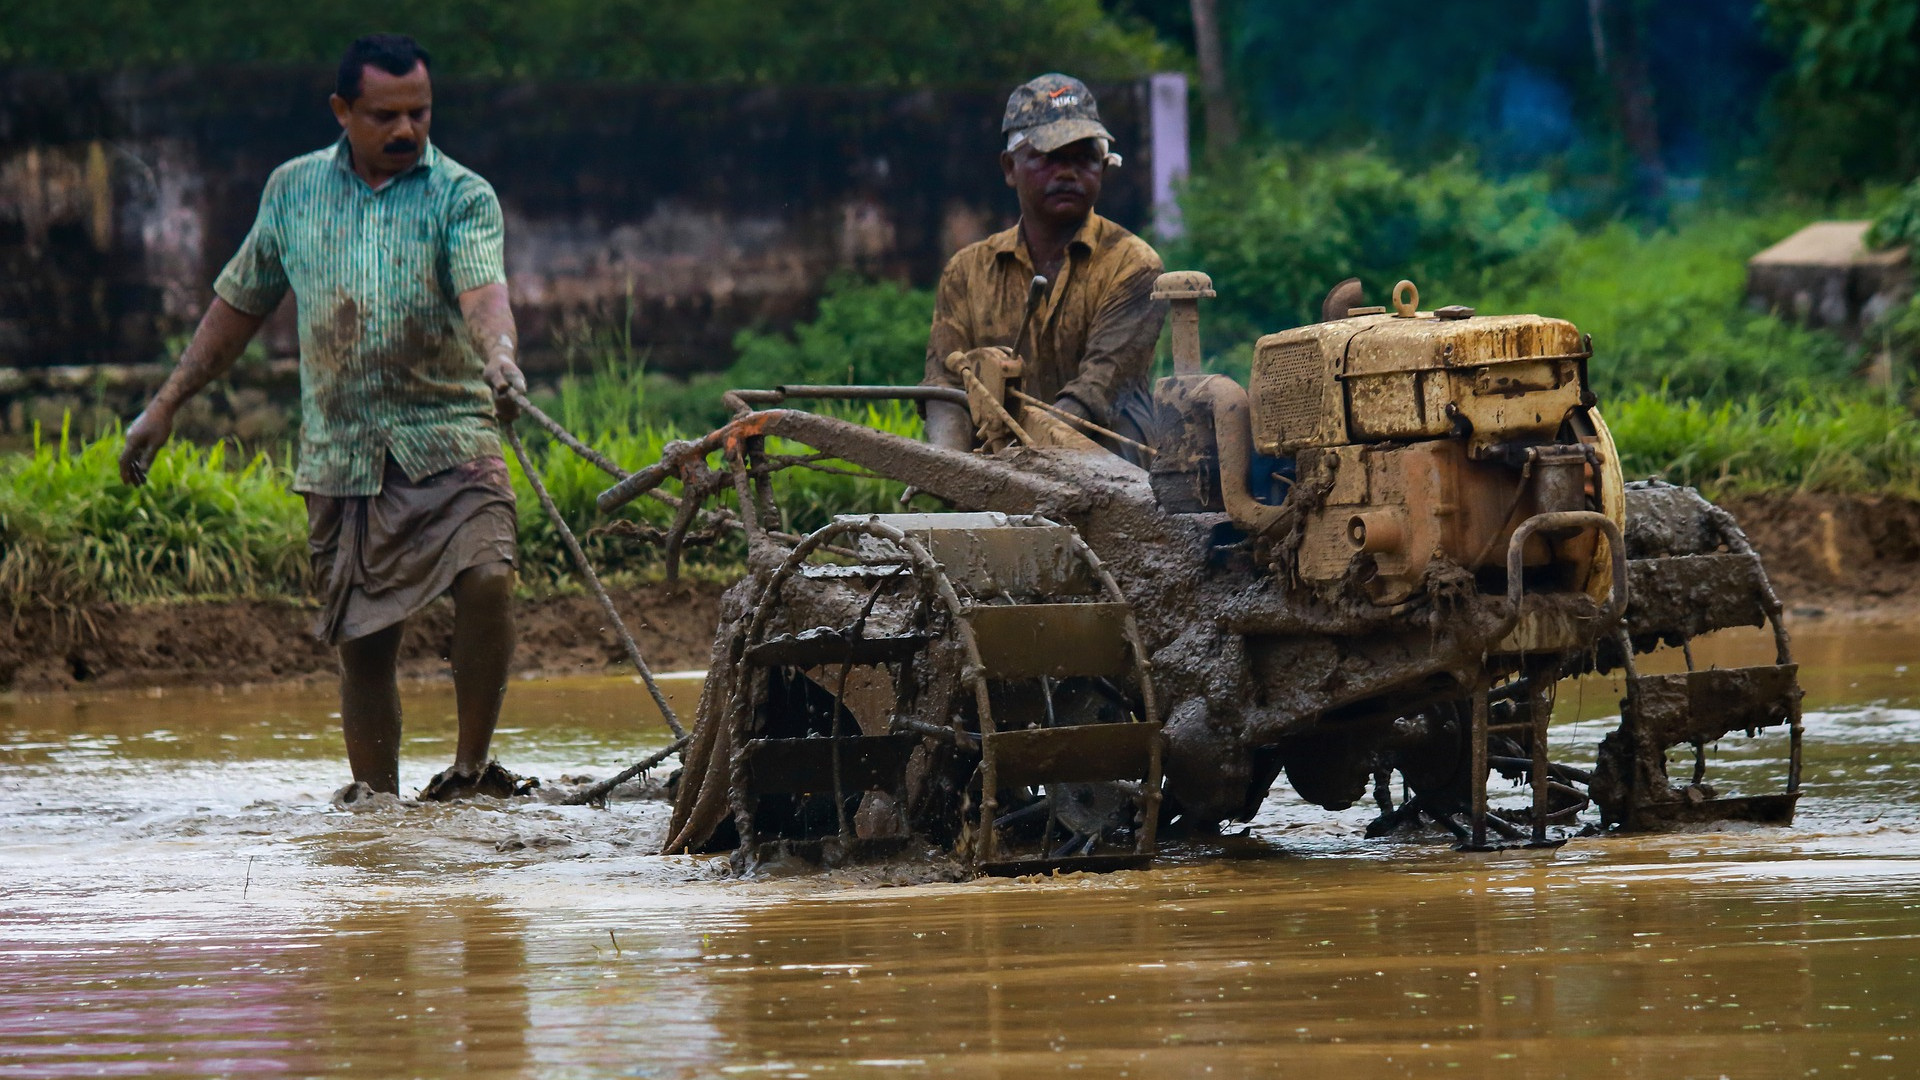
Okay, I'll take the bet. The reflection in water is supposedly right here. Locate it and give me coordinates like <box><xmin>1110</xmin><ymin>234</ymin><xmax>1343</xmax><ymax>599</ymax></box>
<box><xmin>305</xmin><ymin>904</ymin><xmax>532</xmax><ymax>1076</ymax></box>
<box><xmin>1</xmin><ymin>622</ymin><xmax>1918</xmax><ymax>1076</ymax></box>
<box><xmin>0</xmin><ymin>901</ymin><xmax>535</xmax><ymax>1078</ymax></box>
<box><xmin>699</xmin><ymin>867</ymin><xmax>1862</xmax><ymax>1076</ymax></box>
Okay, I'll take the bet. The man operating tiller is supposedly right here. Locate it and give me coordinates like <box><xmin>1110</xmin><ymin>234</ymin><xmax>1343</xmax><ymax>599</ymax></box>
<box><xmin>922</xmin><ymin>73</ymin><xmax>1166</xmax><ymax>464</ymax></box>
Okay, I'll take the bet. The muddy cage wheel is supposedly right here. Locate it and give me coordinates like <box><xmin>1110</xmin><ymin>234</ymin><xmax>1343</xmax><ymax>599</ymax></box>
<box><xmin>718</xmin><ymin>514</ymin><xmax>1164</xmax><ymax>875</ymax></box>
<box><xmin>962</xmin><ymin>517</ymin><xmax>1163</xmax><ymax>875</ymax></box>
<box><xmin>718</xmin><ymin>517</ymin><xmax>986</xmax><ymax>867</ymax></box>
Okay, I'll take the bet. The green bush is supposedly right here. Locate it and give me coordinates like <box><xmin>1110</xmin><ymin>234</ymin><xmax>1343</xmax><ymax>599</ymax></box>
<box><xmin>624</xmin><ymin>275</ymin><xmax>936</xmax><ymax>433</ymax></box>
<box><xmin>1470</xmin><ymin>208</ymin><xmax>1857</xmax><ymax>402</ymax></box>
<box><xmin>1867</xmin><ymin>177</ymin><xmax>1920</xmax><ymax>253</ymax></box>
<box><xmin>731</xmin><ymin>275</ymin><xmax>935</xmax><ymax>390</ymax></box>
<box><xmin>1168</xmin><ymin>147</ymin><xmax>1569</xmax><ymax>341</ymax></box>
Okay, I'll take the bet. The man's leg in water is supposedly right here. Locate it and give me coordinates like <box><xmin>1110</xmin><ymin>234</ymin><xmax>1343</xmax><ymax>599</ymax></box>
<box><xmin>338</xmin><ymin>622</ymin><xmax>406</xmax><ymax>793</ymax></box>
<box><xmin>450</xmin><ymin>560</ymin><xmax>516</xmax><ymax>770</ymax></box>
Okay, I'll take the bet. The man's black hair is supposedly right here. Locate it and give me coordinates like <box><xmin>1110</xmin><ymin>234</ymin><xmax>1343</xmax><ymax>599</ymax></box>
<box><xmin>335</xmin><ymin>34</ymin><xmax>431</xmax><ymax>102</ymax></box>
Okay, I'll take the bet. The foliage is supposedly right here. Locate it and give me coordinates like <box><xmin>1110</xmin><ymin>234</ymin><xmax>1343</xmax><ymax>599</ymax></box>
<box><xmin>0</xmin><ymin>0</ymin><xmax>1174</xmax><ymax>83</ymax></box>
<box><xmin>1763</xmin><ymin>0</ymin><xmax>1920</xmax><ymax>188</ymax></box>
<box><xmin>1608</xmin><ymin>390</ymin><xmax>1920</xmax><ymax>500</ymax></box>
<box><xmin>1861</xmin><ymin>179</ymin><xmax>1920</xmax><ymax>364</ymax></box>
<box><xmin>1764</xmin><ymin>0</ymin><xmax>1920</xmax><ymax>100</ymax></box>
<box><xmin>1168</xmin><ymin>146</ymin><xmax>1570</xmax><ymax>341</ymax></box>
<box><xmin>1468</xmin><ymin>207</ymin><xmax>1857</xmax><ymax>402</ymax></box>
<box><xmin>1228</xmin><ymin>0</ymin><xmax>1782</xmax><ymax>206</ymax></box>
<box><xmin>0</xmin><ymin>419</ymin><xmax>307</xmax><ymax>610</ymax></box>
<box><xmin>522</xmin><ymin>276</ymin><xmax>935</xmax><ymax>436</ymax></box>
<box><xmin>1866</xmin><ymin>176</ymin><xmax>1920</xmax><ymax>253</ymax></box>
<box><xmin>731</xmin><ymin>275</ymin><xmax>934</xmax><ymax>391</ymax></box>
<box><xmin>0</xmin><ymin>397</ymin><xmax>924</xmax><ymax>610</ymax></box>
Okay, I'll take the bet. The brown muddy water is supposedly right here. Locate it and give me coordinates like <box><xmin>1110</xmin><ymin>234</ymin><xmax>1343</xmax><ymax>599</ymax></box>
<box><xmin>4</xmin><ymin>622</ymin><xmax>1919</xmax><ymax>1079</ymax></box>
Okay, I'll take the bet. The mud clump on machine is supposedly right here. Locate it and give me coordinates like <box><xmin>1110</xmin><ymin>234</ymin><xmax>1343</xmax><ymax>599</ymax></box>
<box><xmin>593</xmin><ymin>272</ymin><xmax>1804</xmax><ymax>876</ymax></box>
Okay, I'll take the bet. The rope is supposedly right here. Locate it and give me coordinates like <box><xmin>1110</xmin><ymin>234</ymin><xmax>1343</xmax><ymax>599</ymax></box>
<box><xmin>504</xmin><ymin>418</ymin><xmax>685</xmax><ymax>739</ymax></box>
<box><xmin>561</xmin><ymin>734</ymin><xmax>692</xmax><ymax>806</ymax></box>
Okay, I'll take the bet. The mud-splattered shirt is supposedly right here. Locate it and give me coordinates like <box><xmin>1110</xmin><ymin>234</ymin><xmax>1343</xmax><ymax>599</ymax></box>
<box><xmin>214</xmin><ymin>137</ymin><xmax>507</xmax><ymax>496</ymax></box>
<box><xmin>924</xmin><ymin>213</ymin><xmax>1164</xmax><ymax>428</ymax></box>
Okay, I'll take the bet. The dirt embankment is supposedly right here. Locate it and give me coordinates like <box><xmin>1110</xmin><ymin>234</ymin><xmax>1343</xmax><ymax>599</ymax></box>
<box><xmin>1720</xmin><ymin>493</ymin><xmax>1920</xmax><ymax>615</ymax></box>
<box><xmin>0</xmin><ymin>583</ymin><xmax>726</xmax><ymax>694</ymax></box>
<box><xmin>5</xmin><ymin>492</ymin><xmax>1916</xmax><ymax>695</ymax></box>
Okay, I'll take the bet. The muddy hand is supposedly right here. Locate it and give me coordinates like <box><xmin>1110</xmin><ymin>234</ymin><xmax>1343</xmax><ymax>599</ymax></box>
<box><xmin>118</xmin><ymin>406</ymin><xmax>175</xmax><ymax>486</ymax></box>
<box><xmin>485</xmin><ymin>356</ymin><xmax>527</xmax><ymax>424</ymax></box>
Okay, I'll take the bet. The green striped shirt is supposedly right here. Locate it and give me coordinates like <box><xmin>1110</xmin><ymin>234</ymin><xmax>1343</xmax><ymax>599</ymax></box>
<box><xmin>215</xmin><ymin>137</ymin><xmax>507</xmax><ymax>496</ymax></box>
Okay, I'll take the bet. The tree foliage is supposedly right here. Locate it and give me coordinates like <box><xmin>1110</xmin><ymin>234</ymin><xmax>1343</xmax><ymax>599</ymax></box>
<box><xmin>1763</xmin><ymin>0</ymin><xmax>1920</xmax><ymax>188</ymax></box>
<box><xmin>731</xmin><ymin>275</ymin><xmax>934</xmax><ymax>389</ymax></box>
<box><xmin>0</xmin><ymin>0</ymin><xmax>1174</xmax><ymax>83</ymax></box>
<box><xmin>1167</xmin><ymin>147</ymin><xmax>1568</xmax><ymax>339</ymax></box>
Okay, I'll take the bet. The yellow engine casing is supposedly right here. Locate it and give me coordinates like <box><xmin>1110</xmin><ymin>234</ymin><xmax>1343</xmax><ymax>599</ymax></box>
<box><xmin>1250</xmin><ymin>312</ymin><xmax>1589</xmax><ymax>458</ymax></box>
<box><xmin>1254</xmin><ymin>307</ymin><xmax>1621</xmax><ymax>609</ymax></box>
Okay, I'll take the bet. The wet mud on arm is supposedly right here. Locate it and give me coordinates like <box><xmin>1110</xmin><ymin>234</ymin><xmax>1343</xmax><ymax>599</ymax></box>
<box><xmin>1057</xmin><ymin>263</ymin><xmax>1164</xmax><ymax>428</ymax></box>
<box><xmin>119</xmin><ymin>300</ymin><xmax>266</xmax><ymax>484</ymax></box>
<box><xmin>459</xmin><ymin>282</ymin><xmax>524</xmax><ymax>423</ymax></box>
<box><xmin>922</xmin><ymin>259</ymin><xmax>976</xmax><ymax>449</ymax></box>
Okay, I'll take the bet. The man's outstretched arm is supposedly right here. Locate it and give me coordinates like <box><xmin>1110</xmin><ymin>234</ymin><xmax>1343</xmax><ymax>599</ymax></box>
<box><xmin>118</xmin><ymin>299</ymin><xmax>266</xmax><ymax>485</ymax></box>
<box><xmin>460</xmin><ymin>282</ymin><xmax>525</xmax><ymax>425</ymax></box>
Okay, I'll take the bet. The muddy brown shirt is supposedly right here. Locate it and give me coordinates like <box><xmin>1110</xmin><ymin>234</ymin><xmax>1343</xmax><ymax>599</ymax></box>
<box><xmin>924</xmin><ymin>213</ymin><xmax>1164</xmax><ymax>428</ymax></box>
<box><xmin>214</xmin><ymin>137</ymin><xmax>507</xmax><ymax>497</ymax></box>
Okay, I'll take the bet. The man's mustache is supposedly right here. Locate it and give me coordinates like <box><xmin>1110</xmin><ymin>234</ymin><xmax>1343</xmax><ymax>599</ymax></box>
<box><xmin>383</xmin><ymin>139</ymin><xmax>419</xmax><ymax>155</ymax></box>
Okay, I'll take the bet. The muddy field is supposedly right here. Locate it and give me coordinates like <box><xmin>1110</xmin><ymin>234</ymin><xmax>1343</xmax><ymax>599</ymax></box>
<box><xmin>3</xmin><ymin>619</ymin><xmax>1918</xmax><ymax>1076</ymax></box>
<box><xmin>1</xmin><ymin>492</ymin><xmax>1915</xmax><ymax>695</ymax></box>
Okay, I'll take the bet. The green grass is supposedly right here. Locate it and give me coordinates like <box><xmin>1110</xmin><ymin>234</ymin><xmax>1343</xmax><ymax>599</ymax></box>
<box><xmin>1469</xmin><ymin>207</ymin><xmax>1860</xmax><ymax>402</ymax></box>
<box><xmin>1607</xmin><ymin>391</ymin><xmax>1920</xmax><ymax>501</ymax></box>
<box><xmin>0</xmin><ymin>395</ymin><xmax>924</xmax><ymax>611</ymax></box>
<box><xmin>0</xmin><ymin>417</ymin><xmax>308</xmax><ymax>611</ymax></box>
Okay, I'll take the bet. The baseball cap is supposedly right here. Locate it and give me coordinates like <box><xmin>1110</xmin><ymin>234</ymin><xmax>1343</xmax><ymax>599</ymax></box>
<box><xmin>1002</xmin><ymin>73</ymin><xmax>1115</xmax><ymax>155</ymax></box>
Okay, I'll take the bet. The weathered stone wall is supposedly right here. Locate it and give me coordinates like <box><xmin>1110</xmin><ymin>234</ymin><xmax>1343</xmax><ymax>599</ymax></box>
<box><xmin>0</xmin><ymin>68</ymin><xmax>1161</xmax><ymax>385</ymax></box>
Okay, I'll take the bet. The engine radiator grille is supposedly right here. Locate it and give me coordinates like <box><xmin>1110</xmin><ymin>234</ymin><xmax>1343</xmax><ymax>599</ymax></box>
<box><xmin>1252</xmin><ymin>338</ymin><xmax>1329</xmax><ymax>454</ymax></box>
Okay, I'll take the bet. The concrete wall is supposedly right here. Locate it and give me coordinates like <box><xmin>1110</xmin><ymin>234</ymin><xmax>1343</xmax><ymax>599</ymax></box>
<box><xmin>0</xmin><ymin>68</ymin><xmax>1173</xmax><ymax>385</ymax></box>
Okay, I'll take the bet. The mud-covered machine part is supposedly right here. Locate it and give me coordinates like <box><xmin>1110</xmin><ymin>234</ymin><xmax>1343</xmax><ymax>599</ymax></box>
<box><xmin>703</xmin><ymin>513</ymin><xmax>1163</xmax><ymax>875</ymax></box>
<box><xmin>605</xmin><ymin>270</ymin><xmax>1805</xmax><ymax>875</ymax></box>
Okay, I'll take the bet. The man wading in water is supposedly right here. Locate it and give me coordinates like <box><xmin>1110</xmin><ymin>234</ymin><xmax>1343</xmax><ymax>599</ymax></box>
<box><xmin>922</xmin><ymin>73</ymin><xmax>1165</xmax><ymax>463</ymax></box>
<box><xmin>119</xmin><ymin>34</ymin><xmax>531</xmax><ymax>804</ymax></box>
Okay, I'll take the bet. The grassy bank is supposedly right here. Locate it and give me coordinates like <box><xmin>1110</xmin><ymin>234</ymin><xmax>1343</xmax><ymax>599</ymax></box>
<box><xmin>0</xmin><ymin>404</ymin><xmax>919</xmax><ymax>612</ymax></box>
<box><xmin>1609</xmin><ymin>392</ymin><xmax>1920</xmax><ymax>500</ymax></box>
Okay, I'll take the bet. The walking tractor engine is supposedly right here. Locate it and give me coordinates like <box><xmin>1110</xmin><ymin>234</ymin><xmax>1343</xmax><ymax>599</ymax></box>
<box><xmin>1151</xmin><ymin>274</ymin><xmax>1622</xmax><ymax>615</ymax></box>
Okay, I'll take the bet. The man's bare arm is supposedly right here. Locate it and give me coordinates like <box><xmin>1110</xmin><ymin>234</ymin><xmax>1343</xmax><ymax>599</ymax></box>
<box><xmin>460</xmin><ymin>282</ymin><xmax>525</xmax><ymax>424</ymax></box>
<box><xmin>118</xmin><ymin>298</ymin><xmax>267</xmax><ymax>485</ymax></box>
